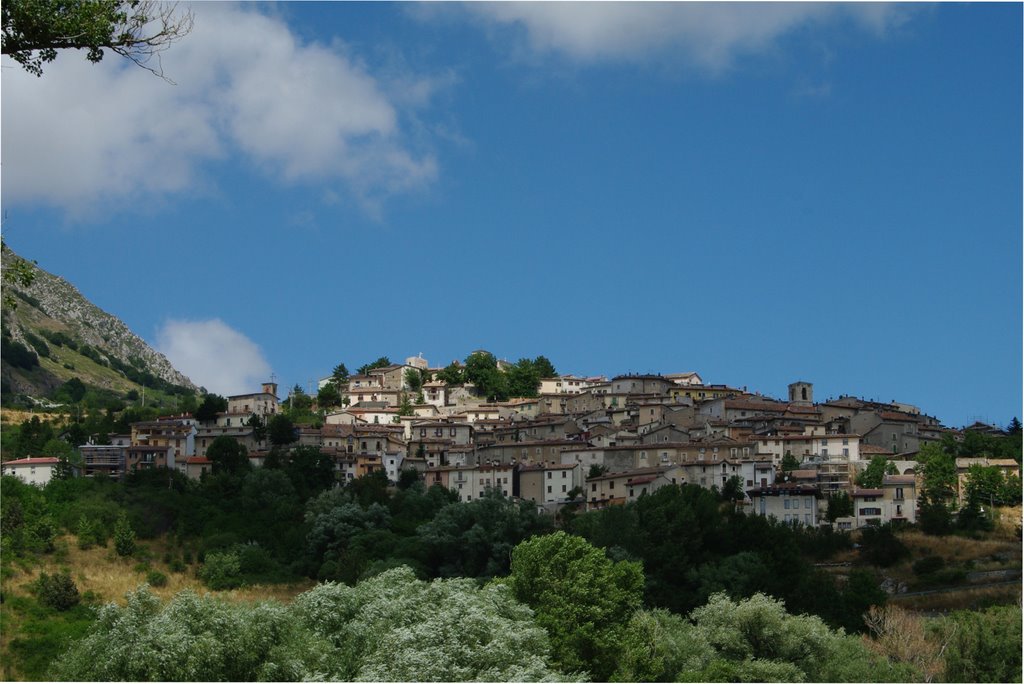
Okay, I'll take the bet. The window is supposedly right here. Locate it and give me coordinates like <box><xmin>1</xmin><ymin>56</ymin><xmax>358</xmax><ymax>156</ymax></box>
<box><xmin>804</xmin><ymin>514</ymin><xmax>811</xmax><ymax>525</ymax></box>
<box><xmin>547</xmin><ymin>471</ymin><xmax>552</xmax><ymax>479</ymax></box>
<box><xmin>842</xmin><ymin>448</ymin><xmax>849</xmax><ymax>457</ymax></box>
<box><xmin>894</xmin><ymin>487</ymin><xmax>904</xmax><ymax>500</ymax></box>
<box><xmin>561</xmin><ymin>471</ymin><xmax>567</xmax><ymax>478</ymax></box>
<box><xmin>450</xmin><ymin>427</ymin><xmax>457</xmax><ymax>437</ymax></box>
<box><xmin>805</xmin><ymin>498</ymin><xmax>812</xmax><ymax>509</ymax></box>
<box><xmin>547</xmin><ymin>486</ymin><xmax>552</xmax><ymax>493</ymax></box>
<box><xmin>784</xmin><ymin>499</ymin><xmax>791</xmax><ymax>510</ymax></box>
<box><xmin>609</xmin><ymin>481</ymin><xmax>614</xmax><ymax>489</ymax></box>
<box><xmin>591</xmin><ymin>483</ymin><xmax>597</xmax><ymax>492</ymax></box>
<box><xmin>562</xmin><ymin>484</ymin><xmax>567</xmax><ymax>493</ymax></box>
<box><xmin>842</xmin><ymin>438</ymin><xmax>849</xmax><ymax>445</ymax></box>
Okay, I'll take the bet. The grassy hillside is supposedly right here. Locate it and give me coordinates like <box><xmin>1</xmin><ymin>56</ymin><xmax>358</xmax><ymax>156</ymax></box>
<box><xmin>0</xmin><ymin>533</ymin><xmax>313</xmax><ymax>680</ymax></box>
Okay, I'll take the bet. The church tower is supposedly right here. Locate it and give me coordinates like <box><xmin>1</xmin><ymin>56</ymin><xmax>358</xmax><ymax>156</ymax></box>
<box><xmin>788</xmin><ymin>381</ymin><xmax>813</xmax><ymax>405</ymax></box>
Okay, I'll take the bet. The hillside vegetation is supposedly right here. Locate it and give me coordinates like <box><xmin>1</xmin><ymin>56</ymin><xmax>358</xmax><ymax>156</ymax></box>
<box><xmin>1</xmin><ymin>246</ymin><xmax>195</xmax><ymax>411</ymax></box>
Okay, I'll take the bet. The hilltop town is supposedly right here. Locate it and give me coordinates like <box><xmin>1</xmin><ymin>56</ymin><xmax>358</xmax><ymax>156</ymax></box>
<box><xmin>10</xmin><ymin>350</ymin><xmax>1017</xmax><ymax>532</ymax></box>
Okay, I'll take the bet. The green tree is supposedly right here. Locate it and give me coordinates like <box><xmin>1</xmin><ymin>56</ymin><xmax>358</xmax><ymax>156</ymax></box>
<box><xmin>295</xmin><ymin>566</ymin><xmax>566</xmax><ymax>681</ymax></box>
<box><xmin>505</xmin><ymin>531</ymin><xmax>644</xmax><ymax>680</ymax></box>
<box><xmin>397</xmin><ymin>392</ymin><xmax>414</xmax><ymax>417</ymax></box>
<box><xmin>964</xmin><ymin>464</ymin><xmax>1011</xmax><ymax>507</ymax></box>
<box><xmin>533</xmin><ymin>355</ymin><xmax>557</xmax><ymax>379</ymax></box>
<box><xmin>35</xmin><ymin>571</ymin><xmax>80</xmax><ymax>611</ymax></box>
<box><xmin>287</xmin><ymin>385</ymin><xmax>312</xmax><ymax>411</ymax></box>
<box><xmin>199</xmin><ymin>550</ymin><xmax>243</xmax><ymax>590</ymax></box>
<box><xmin>357</xmin><ymin>356</ymin><xmax>392</xmax><ymax>375</ymax></box>
<box><xmin>436</xmin><ymin>362</ymin><xmax>465</xmax><ymax>386</ymax></box>
<box><xmin>282</xmin><ymin>445</ymin><xmax>335</xmax><ymax>500</ymax></box>
<box><xmin>825</xmin><ymin>491</ymin><xmax>854</xmax><ymax>522</ymax></box>
<box><xmin>268</xmin><ymin>414</ymin><xmax>296</xmax><ymax>447</ymax></box>
<box><xmin>720</xmin><ymin>475</ymin><xmax>745</xmax><ymax>502</ymax></box>
<box><xmin>58</xmin><ymin>377</ymin><xmax>87</xmax><ymax>403</ymax></box>
<box><xmin>54</xmin><ymin>586</ymin><xmax>321</xmax><ymax>681</ymax></box>
<box><xmin>1007</xmin><ymin>416</ymin><xmax>1022</xmax><ymax>436</ymax></box>
<box><xmin>404</xmin><ymin>368</ymin><xmax>424</xmax><ymax>392</ymax></box>
<box><xmin>206</xmin><ymin>435</ymin><xmax>250</xmax><ymax>476</ymax></box>
<box><xmin>856</xmin><ymin>455</ymin><xmax>898</xmax><ymax>489</ymax></box>
<box><xmin>464</xmin><ymin>351</ymin><xmax>509</xmax><ymax>401</ymax></box>
<box><xmin>245</xmin><ymin>413</ymin><xmax>267</xmax><ymax>445</ymax></box>
<box><xmin>194</xmin><ymin>393</ymin><xmax>228</xmax><ymax>422</ymax></box>
<box><xmin>331</xmin><ymin>362</ymin><xmax>350</xmax><ymax>384</ymax></box>
<box><xmin>417</xmin><ymin>491</ymin><xmax>553</xmax><ymax>580</ymax></box>
<box><xmin>917</xmin><ymin>442</ymin><xmax>957</xmax><ymax>502</ymax></box>
<box><xmin>682</xmin><ymin>592</ymin><xmax>910</xmax><ymax>683</ymax></box>
<box><xmin>781</xmin><ymin>452</ymin><xmax>800</xmax><ymax>474</ymax></box>
<box><xmin>2</xmin><ymin>0</ymin><xmax>193</xmax><ymax>77</ymax></box>
<box><xmin>941</xmin><ymin>604</ymin><xmax>1022</xmax><ymax>683</ymax></box>
<box><xmin>317</xmin><ymin>382</ymin><xmax>342</xmax><ymax>410</ymax></box>
<box><xmin>857</xmin><ymin>525</ymin><xmax>909</xmax><ymax>567</ymax></box>
<box><xmin>505</xmin><ymin>358</ymin><xmax>542</xmax><ymax>398</ymax></box>
<box><xmin>113</xmin><ymin>512</ymin><xmax>135</xmax><ymax>556</ymax></box>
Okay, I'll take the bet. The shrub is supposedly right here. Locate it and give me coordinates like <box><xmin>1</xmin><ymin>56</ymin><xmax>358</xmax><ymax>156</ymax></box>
<box><xmin>858</xmin><ymin>524</ymin><xmax>910</xmax><ymax>567</ymax></box>
<box><xmin>169</xmin><ymin>559</ymin><xmax>186</xmax><ymax>573</ymax></box>
<box><xmin>76</xmin><ymin>516</ymin><xmax>105</xmax><ymax>550</ymax></box>
<box><xmin>146</xmin><ymin>570</ymin><xmax>168</xmax><ymax>587</ymax></box>
<box><xmin>200</xmin><ymin>551</ymin><xmax>243</xmax><ymax>590</ymax></box>
<box><xmin>36</xmin><ymin>571</ymin><xmax>80</xmax><ymax>611</ymax></box>
<box><xmin>133</xmin><ymin>562</ymin><xmax>151</xmax><ymax>574</ymax></box>
<box><xmin>113</xmin><ymin>514</ymin><xmax>135</xmax><ymax>557</ymax></box>
<box><xmin>912</xmin><ymin>555</ymin><xmax>945</xmax><ymax>576</ymax></box>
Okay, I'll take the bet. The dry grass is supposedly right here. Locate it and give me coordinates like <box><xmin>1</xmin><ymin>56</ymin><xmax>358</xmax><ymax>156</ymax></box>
<box><xmin>0</xmin><ymin>408</ymin><xmax>62</xmax><ymax>426</ymax></box>
<box><xmin>3</xmin><ymin>535</ymin><xmax>314</xmax><ymax>606</ymax></box>
<box><xmin>897</xmin><ymin>529</ymin><xmax>1019</xmax><ymax>564</ymax></box>
<box><xmin>890</xmin><ymin>584</ymin><xmax>1022</xmax><ymax>613</ymax></box>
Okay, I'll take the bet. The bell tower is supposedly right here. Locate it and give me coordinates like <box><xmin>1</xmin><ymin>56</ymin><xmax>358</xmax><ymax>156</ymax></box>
<box><xmin>788</xmin><ymin>381</ymin><xmax>813</xmax><ymax>405</ymax></box>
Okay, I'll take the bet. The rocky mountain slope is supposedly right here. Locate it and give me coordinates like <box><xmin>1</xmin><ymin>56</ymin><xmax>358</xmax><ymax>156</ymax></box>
<box><xmin>1</xmin><ymin>246</ymin><xmax>195</xmax><ymax>400</ymax></box>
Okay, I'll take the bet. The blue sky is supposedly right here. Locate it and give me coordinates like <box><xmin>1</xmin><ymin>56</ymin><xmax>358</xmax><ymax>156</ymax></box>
<box><xmin>2</xmin><ymin>2</ymin><xmax>1021</xmax><ymax>428</ymax></box>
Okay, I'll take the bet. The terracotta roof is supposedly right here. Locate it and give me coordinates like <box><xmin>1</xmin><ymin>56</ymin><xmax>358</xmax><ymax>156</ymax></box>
<box><xmin>3</xmin><ymin>457</ymin><xmax>60</xmax><ymax>466</ymax></box>
<box><xmin>878</xmin><ymin>411</ymin><xmax>918</xmax><ymax>423</ymax></box>
<box><xmin>185</xmin><ymin>457</ymin><xmax>212</xmax><ymax>465</ymax></box>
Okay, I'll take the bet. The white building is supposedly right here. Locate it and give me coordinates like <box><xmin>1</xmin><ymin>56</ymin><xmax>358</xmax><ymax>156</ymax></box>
<box><xmin>2</xmin><ymin>457</ymin><xmax>61</xmax><ymax>485</ymax></box>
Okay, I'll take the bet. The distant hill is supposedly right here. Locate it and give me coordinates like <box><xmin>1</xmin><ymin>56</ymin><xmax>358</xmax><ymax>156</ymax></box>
<box><xmin>1</xmin><ymin>246</ymin><xmax>196</xmax><ymax>405</ymax></box>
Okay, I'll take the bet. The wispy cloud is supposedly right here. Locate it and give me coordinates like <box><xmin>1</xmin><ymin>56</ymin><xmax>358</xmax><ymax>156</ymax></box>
<box><xmin>445</xmin><ymin>2</ymin><xmax>911</xmax><ymax>71</ymax></box>
<box><xmin>154</xmin><ymin>319</ymin><xmax>271</xmax><ymax>396</ymax></box>
<box><xmin>1</xmin><ymin>4</ymin><xmax>440</xmax><ymax>218</ymax></box>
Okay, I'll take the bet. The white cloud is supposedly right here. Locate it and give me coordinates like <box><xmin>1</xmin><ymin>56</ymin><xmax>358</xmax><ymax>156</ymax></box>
<box><xmin>455</xmin><ymin>2</ymin><xmax>909</xmax><ymax>70</ymax></box>
<box><xmin>155</xmin><ymin>319</ymin><xmax>271</xmax><ymax>396</ymax></box>
<box><xmin>1</xmin><ymin>3</ymin><xmax>438</xmax><ymax>217</ymax></box>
